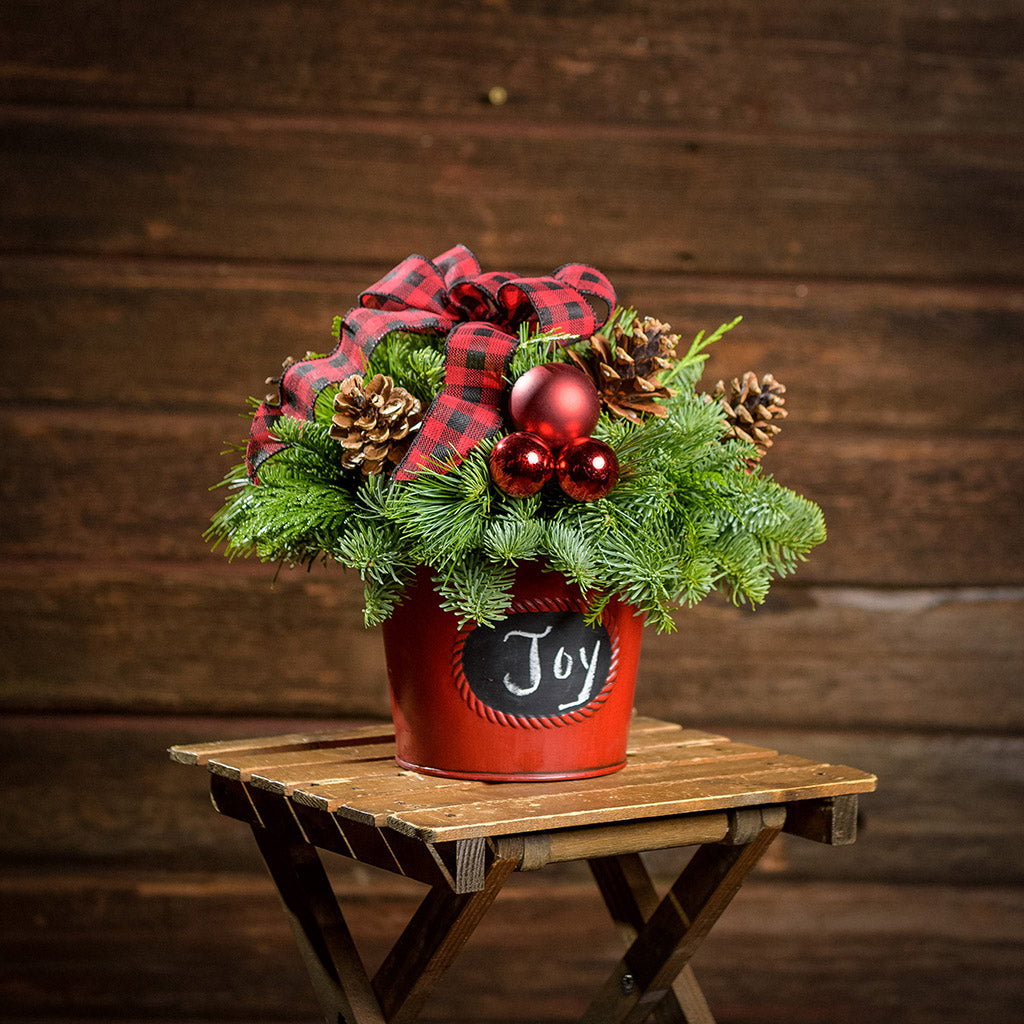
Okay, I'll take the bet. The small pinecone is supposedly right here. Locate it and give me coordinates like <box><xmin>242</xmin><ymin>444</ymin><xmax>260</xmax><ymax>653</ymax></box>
<box><xmin>567</xmin><ymin>316</ymin><xmax>679</xmax><ymax>421</ymax></box>
<box><xmin>264</xmin><ymin>351</ymin><xmax>326</xmax><ymax>406</ymax></box>
<box><xmin>329</xmin><ymin>374</ymin><xmax>423</xmax><ymax>475</ymax></box>
<box><xmin>712</xmin><ymin>372</ymin><xmax>788</xmax><ymax>458</ymax></box>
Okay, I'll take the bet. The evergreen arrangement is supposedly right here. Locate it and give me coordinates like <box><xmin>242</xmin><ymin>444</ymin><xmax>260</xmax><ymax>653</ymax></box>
<box><xmin>209</xmin><ymin>305</ymin><xmax>826</xmax><ymax>633</ymax></box>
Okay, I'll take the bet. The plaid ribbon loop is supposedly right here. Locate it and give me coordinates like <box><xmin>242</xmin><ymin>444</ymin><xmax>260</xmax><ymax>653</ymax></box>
<box><xmin>246</xmin><ymin>245</ymin><xmax>616</xmax><ymax>482</ymax></box>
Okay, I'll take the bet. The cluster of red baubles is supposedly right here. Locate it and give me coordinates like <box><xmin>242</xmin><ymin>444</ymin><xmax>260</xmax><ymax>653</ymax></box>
<box><xmin>489</xmin><ymin>363</ymin><xmax>619</xmax><ymax>502</ymax></box>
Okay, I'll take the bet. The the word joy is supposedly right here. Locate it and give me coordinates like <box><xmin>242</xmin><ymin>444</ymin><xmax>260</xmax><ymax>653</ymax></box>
<box><xmin>502</xmin><ymin>625</ymin><xmax>603</xmax><ymax>711</ymax></box>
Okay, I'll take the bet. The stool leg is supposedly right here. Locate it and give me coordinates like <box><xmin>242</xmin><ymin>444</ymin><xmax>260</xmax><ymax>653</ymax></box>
<box><xmin>372</xmin><ymin>848</ymin><xmax>519</xmax><ymax>1024</ymax></box>
<box><xmin>580</xmin><ymin>825</ymin><xmax>781</xmax><ymax>1024</ymax></box>
<box><xmin>589</xmin><ymin>853</ymin><xmax>715</xmax><ymax>1024</ymax></box>
<box><xmin>251</xmin><ymin>823</ymin><xmax>386</xmax><ymax>1024</ymax></box>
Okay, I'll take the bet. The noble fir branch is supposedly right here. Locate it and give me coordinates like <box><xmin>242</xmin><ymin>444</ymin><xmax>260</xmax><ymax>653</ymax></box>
<box><xmin>665</xmin><ymin>533</ymin><xmax>720</xmax><ymax>609</ymax></box>
<box><xmin>595</xmin><ymin>529</ymin><xmax>682</xmax><ymax>633</ymax></box>
<box><xmin>709</xmin><ymin>528</ymin><xmax>773</xmax><ymax>605</ymax></box>
<box><xmin>481</xmin><ymin>516</ymin><xmax>545</xmax><ymax>563</ymax></box>
<box><xmin>709</xmin><ymin>473</ymin><xmax>786</xmax><ymax>536</ymax></box>
<box><xmin>559</xmin><ymin>473</ymin><xmax>673</xmax><ymax>552</ymax></box>
<box><xmin>263</xmin><ymin>415</ymin><xmax>347</xmax><ymax>486</ymax></box>
<box><xmin>331</xmin><ymin>520</ymin><xmax>415</xmax><ymax>586</ymax></box>
<box><xmin>541</xmin><ymin>520</ymin><xmax>602</xmax><ymax>593</ymax></box>
<box><xmin>597</xmin><ymin>394</ymin><xmax>725</xmax><ymax>478</ymax></box>
<box><xmin>701</xmin><ymin>468</ymin><xmax>826</xmax><ymax>559</ymax></box>
<box><xmin>362</xmin><ymin>575</ymin><xmax>408</xmax><ymax>628</ymax></box>
<box><xmin>363</xmin><ymin>330</ymin><xmax>446</xmax><ymax>405</ymax></box>
<box><xmin>751</xmin><ymin>487</ymin><xmax>827</xmax><ymax>577</ymax></box>
<box><xmin>433</xmin><ymin>556</ymin><xmax>517</xmax><ymax>628</ymax></box>
<box><xmin>494</xmin><ymin>488</ymin><xmax>544</xmax><ymax>523</ymax></box>
<box><xmin>208</xmin><ymin>477</ymin><xmax>357</xmax><ymax>566</ymax></box>
<box><xmin>353</xmin><ymin>471</ymin><xmax>393</xmax><ymax>520</ymax></box>
<box><xmin>385</xmin><ymin>444</ymin><xmax>494</xmax><ymax>570</ymax></box>
<box><xmin>664</xmin><ymin>470</ymin><xmax>736</xmax><ymax>532</ymax></box>
<box><xmin>332</xmin><ymin>520</ymin><xmax>418</xmax><ymax>627</ymax></box>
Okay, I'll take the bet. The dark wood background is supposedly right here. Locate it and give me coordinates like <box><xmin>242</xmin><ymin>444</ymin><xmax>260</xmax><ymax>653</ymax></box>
<box><xmin>2</xmin><ymin>2</ymin><xmax>1022</xmax><ymax>1021</ymax></box>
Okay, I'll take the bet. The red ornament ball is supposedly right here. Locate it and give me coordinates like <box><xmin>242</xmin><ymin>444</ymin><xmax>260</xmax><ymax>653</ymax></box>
<box><xmin>508</xmin><ymin>363</ymin><xmax>601</xmax><ymax>449</ymax></box>
<box><xmin>489</xmin><ymin>432</ymin><xmax>554</xmax><ymax>497</ymax></box>
<box><xmin>555</xmin><ymin>437</ymin><xmax>620</xmax><ymax>502</ymax></box>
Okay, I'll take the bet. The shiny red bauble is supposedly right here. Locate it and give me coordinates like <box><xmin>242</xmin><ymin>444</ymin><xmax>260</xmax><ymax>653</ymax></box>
<box><xmin>508</xmin><ymin>363</ymin><xmax>601</xmax><ymax>450</ymax></box>
<box><xmin>555</xmin><ymin>437</ymin><xmax>620</xmax><ymax>502</ymax></box>
<box><xmin>489</xmin><ymin>432</ymin><xmax>555</xmax><ymax>497</ymax></box>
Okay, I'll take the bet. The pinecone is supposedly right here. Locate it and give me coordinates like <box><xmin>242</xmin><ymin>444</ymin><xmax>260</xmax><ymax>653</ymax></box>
<box><xmin>712</xmin><ymin>371</ymin><xmax>787</xmax><ymax>458</ymax></box>
<box><xmin>329</xmin><ymin>374</ymin><xmax>423</xmax><ymax>475</ymax></box>
<box><xmin>566</xmin><ymin>316</ymin><xmax>679</xmax><ymax>421</ymax></box>
<box><xmin>264</xmin><ymin>351</ymin><xmax>325</xmax><ymax>406</ymax></box>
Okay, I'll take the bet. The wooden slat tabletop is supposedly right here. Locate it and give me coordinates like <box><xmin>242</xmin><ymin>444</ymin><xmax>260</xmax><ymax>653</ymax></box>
<box><xmin>170</xmin><ymin>717</ymin><xmax>876</xmax><ymax>843</ymax></box>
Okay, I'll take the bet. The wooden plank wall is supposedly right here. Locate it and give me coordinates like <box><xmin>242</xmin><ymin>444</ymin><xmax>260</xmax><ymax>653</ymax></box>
<box><xmin>2</xmin><ymin>2</ymin><xmax>1022</xmax><ymax>1021</ymax></box>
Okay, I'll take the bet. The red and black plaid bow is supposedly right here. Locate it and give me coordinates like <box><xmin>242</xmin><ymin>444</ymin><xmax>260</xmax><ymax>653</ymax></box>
<box><xmin>247</xmin><ymin>245</ymin><xmax>616</xmax><ymax>482</ymax></box>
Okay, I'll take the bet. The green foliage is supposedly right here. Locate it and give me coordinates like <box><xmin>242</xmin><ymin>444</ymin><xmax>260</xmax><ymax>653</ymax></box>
<box><xmin>662</xmin><ymin>315</ymin><xmax>743</xmax><ymax>392</ymax></box>
<box><xmin>508</xmin><ymin>322</ymin><xmax>576</xmax><ymax>380</ymax></box>
<box><xmin>434</xmin><ymin>557</ymin><xmax>517</xmax><ymax>628</ymax></box>
<box><xmin>363</xmin><ymin>330</ymin><xmax>446</xmax><ymax>406</ymax></box>
<box><xmin>209</xmin><ymin>312</ymin><xmax>826</xmax><ymax>631</ymax></box>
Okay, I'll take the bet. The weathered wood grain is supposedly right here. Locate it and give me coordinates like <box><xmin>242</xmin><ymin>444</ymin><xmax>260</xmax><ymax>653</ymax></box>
<box><xmin>2</xmin><ymin>107</ymin><xmax>1022</xmax><ymax>280</ymax></box>
<box><xmin>243</xmin><ymin>731</ymin><xmax>746</xmax><ymax>799</ymax></box>
<box><xmin>579</xmin><ymin>825</ymin><xmax>782</xmax><ymax>1024</ymax></box>
<box><xmin>0</xmin><ymin>870</ymin><xmax>1020</xmax><ymax>1023</ymax></box>
<box><xmin>1</xmin><ymin>717</ymin><xmax>1021</xmax><ymax>885</ymax></box>
<box><xmin>0</xmin><ymin>564</ymin><xmax>387</xmax><ymax>717</ymax></box>
<box><xmin>3</xmin><ymin>1</ymin><xmax>1022</xmax><ymax>136</ymax></box>
<box><xmin>247</xmin><ymin>821</ymin><xmax>389</xmax><ymax>1024</ymax></box>
<box><xmin>170</xmin><ymin>722</ymin><xmax>395</xmax><ymax>768</ymax></box>
<box><xmin>3</xmin><ymin>409</ymin><xmax>1022</xmax><ymax>584</ymax></box>
<box><xmin>2</xmin><ymin>566</ymin><xmax>1021</xmax><ymax>731</ymax></box>
<box><xmin>641</xmin><ymin>587</ymin><xmax>1024</xmax><ymax>732</ymax></box>
<box><xmin>377</xmin><ymin>759</ymin><xmax>868</xmax><ymax>844</ymax></box>
<box><xmin>724</xmin><ymin>726</ymin><xmax>1024</xmax><ymax>886</ymax></box>
<box><xmin>260</xmin><ymin>729</ymin><xmax>849</xmax><ymax>828</ymax></box>
<box><xmin>2</xmin><ymin>2</ymin><xmax>1020</xmax><ymax>1021</ymax></box>
<box><xmin>3</xmin><ymin>257</ymin><xmax>1022</xmax><ymax>431</ymax></box>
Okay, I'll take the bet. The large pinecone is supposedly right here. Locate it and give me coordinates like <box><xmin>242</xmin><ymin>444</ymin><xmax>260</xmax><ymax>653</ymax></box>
<box><xmin>566</xmin><ymin>316</ymin><xmax>679</xmax><ymax>421</ymax></box>
<box><xmin>329</xmin><ymin>374</ymin><xmax>423</xmax><ymax>475</ymax></box>
<box><xmin>712</xmin><ymin>371</ymin><xmax>787</xmax><ymax>458</ymax></box>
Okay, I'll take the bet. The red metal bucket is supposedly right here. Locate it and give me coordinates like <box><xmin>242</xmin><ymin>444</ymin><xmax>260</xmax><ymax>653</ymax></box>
<box><xmin>381</xmin><ymin>562</ymin><xmax>645</xmax><ymax>781</ymax></box>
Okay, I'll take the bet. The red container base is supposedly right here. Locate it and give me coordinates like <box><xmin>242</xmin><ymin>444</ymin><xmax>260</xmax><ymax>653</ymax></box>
<box><xmin>381</xmin><ymin>563</ymin><xmax>645</xmax><ymax>782</ymax></box>
<box><xmin>392</xmin><ymin>752</ymin><xmax>629</xmax><ymax>783</ymax></box>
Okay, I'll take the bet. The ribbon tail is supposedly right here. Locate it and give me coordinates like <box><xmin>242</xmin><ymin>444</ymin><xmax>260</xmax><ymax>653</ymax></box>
<box><xmin>245</xmin><ymin>329</ymin><xmax>368</xmax><ymax>481</ymax></box>
<box><xmin>246</xmin><ymin>307</ymin><xmax>452</xmax><ymax>482</ymax></box>
<box><xmin>392</xmin><ymin>322</ymin><xmax>517</xmax><ymax>481</ymax></box>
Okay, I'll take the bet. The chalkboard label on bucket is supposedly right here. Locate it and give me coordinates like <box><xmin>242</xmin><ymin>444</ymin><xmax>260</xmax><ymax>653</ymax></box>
<box><xmin>457</xmin><ymin>609</ymin><xmax>616</xmax><ymax>722</ymax></box>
